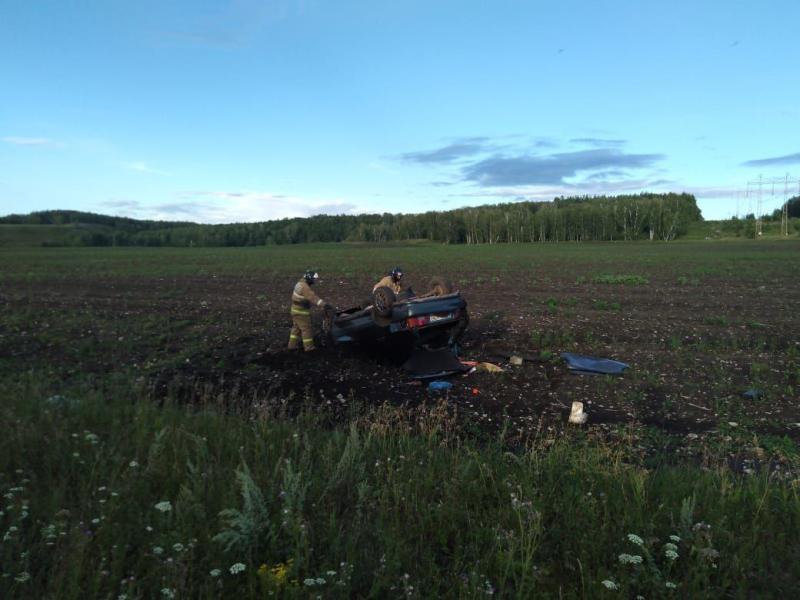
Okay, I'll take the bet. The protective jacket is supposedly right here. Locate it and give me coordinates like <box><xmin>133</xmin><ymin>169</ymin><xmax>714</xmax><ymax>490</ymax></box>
<box><xmin>288</xmin><ymin>279</ymin><xmax>326</xmax><ymax>351</ymax></box>
<box><xmin>373</xmin><ymin>275</ymin><xmax>402</xmax><ymax>295</ymax></box>
<box><xmin>291</xmin><ymin>279</ymin><xmax>325</xmax><ymax>315</ymax></box>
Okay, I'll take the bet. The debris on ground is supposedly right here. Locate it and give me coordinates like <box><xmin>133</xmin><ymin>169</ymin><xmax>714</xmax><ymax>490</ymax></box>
<box><xmin>509</xmin><ymin>355</ymin><xmax>523</xmax><ymax>366</ymax></box>
<box><xmin>568</xmin><ymin>401</ymin><xmax>588</xmax><ymax>424</ymax></box>
<box><xmin>561</xmin><ymin>352</ymin><xmax>629</xmax><ymax>375</ymax></box>
<box><xmin>427</xmin><ymin>380</ymin><xmax>453</xmax><ymax>393</ymax></box>
<box><xmin>475</xmin><ymin>362</ymin><xmax>504</xmax><ymax>373</ymax></box>
<box><xmin>742</xmin><ymin>388</ymin><xmax>763</xmax><ymax>400</ymax></box>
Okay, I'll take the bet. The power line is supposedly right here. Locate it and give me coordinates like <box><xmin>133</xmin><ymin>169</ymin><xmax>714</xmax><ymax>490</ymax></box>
<box><xmin>745</xmin><ymin>174</ymin><xmax>800</xmax><ymax>237</ymax></box>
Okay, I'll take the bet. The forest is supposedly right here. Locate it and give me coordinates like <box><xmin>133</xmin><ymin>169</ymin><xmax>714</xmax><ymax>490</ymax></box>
<box><xmin>0</xmin><ymin>193</ymin><xmax>717</xmax><ymax>247</ymax></box>
<box><xmin>24</xmin><ymin>192</ymin><xmax>800</xmax><ymax>247</ymax></box>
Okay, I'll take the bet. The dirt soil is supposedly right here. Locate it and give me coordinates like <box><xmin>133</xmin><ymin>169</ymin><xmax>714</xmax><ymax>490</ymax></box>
<box><xmin>4</xmin><ymin>265</ymin><xmax>799</xmax><ymax>456</ymax></box>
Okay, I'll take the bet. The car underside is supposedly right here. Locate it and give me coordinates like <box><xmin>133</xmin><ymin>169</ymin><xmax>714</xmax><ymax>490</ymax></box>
<box><xmin>323</xmin><ymin>278</ymin><xmax>469</xmax><ymax>351</ymax></box>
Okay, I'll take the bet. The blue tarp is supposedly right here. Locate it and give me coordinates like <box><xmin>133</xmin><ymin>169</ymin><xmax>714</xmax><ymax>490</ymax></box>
<box><xmin>428</xmin><ymin>381</ymin><xmax>454</xmax><ymax>393</ymax></box>
<box><xmin>561</xmin><ymin>352</ymin><xmax>629</xmax><ymax>375</ymax></box>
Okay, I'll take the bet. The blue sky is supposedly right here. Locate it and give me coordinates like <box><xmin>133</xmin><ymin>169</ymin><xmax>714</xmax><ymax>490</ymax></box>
<box><xmin>2</xmin><ymin>0</ymin><xmax>799</xmax><ymax>223</ymax></box>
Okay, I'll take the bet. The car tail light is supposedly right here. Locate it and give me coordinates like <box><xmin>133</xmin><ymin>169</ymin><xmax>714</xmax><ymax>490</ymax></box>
<box><xmin>406</xmin><ymin>315</ymin><xmax>430</xmax><ymax>329</ymax></box>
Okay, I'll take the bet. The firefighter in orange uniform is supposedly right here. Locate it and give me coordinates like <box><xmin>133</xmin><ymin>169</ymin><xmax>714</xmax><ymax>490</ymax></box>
<box><xmin>288</xmin><ymin>270</ymin><xmax>329</xmax><ymax>351</ymax></box>
<box><xmin>373</xmin><ymin>266</ymin><xmax>404</xmax><ymax>295</ymax></box>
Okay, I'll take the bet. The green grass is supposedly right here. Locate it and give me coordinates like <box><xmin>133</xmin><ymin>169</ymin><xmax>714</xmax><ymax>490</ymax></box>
<box><xmin>593</xmin><ymin>299</ymin><xmax>621</xmax><ymax>311</ymax></box>
<box><xmin>2</xmin><ymin>377</ymin><xmax>799</xmax><ymax>598</ymax></box>
<box><xmin>1</xmin><ymin>240</ymin><xmax>799</xmax><ymax>282</ymax></box>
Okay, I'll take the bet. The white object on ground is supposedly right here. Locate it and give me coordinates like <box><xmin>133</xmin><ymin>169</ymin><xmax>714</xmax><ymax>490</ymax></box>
<box><xmin>568</xmin><ymin>401</ymin><xmax>588</xmax><ymax>424</ymax></box>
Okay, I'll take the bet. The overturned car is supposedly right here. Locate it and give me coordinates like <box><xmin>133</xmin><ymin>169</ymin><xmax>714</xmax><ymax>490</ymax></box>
<box><xmin>322</xmin><ymin>277</ymin><xmax>469</xmax><ymax>350</ymax></box>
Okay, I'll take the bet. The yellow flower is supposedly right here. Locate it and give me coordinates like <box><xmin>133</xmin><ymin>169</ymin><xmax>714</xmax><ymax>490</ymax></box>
<box><xmin>258</xmin><ymin>560</ymin><xmax>293</xmax><ymax>588</ymax></box>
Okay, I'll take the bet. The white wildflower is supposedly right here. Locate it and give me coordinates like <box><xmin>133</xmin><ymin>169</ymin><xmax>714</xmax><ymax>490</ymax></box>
<box><xmin>129</xmin><ymin>461</ymin><xmax>139</xmax><ymax>468</ymax></box>
<box><xmin>15</xmin><ymin>571</ymin><xmax>31</xmax><ymax>583</ymax></box>
<box><xmin>601</xmin><ymin>579</ymin><xmax>619</xmax><ymax>590</ymax></box>
<box><xmin>172</xmin><ymin>543</ymin><xmax>184</xmax><ymax>553</ymax></box>
<box><xmin>161</xmin><ymin>588</ymin><xmax>175</xmax><ymax>599</ymax></box>
<box><xmin>315</xmin><ymin>577</ymin><xmax>326</xmax><ymax>585</ymax></box>
<box><xmin>669</xmin><ymin>535</ymin><xmax>681</xmax><ymax>543</ymax></box>
<box><xmin>326</xmin><ymin>570</ymin><xmax>337</xmax><ymax>576</ymax></box>
<box><xmin>666</xmin><ymin>581</ymin><xmax>677</xmax><ymax>589</ymax></box>
<box><xmin>229</xmin><ymin>562</ymin><xmax>246</xmax><ymax>575</ymax></box>
<box><xmin>154</xmin><ymin>501</ymin><xmax>172</xmax><ymax>513</ymax></box>
<box><xmin>152</xmin><ymin>546</ymin><xmax>164</xmax><ymax>555</ymax></box>
<box><xmin>627</xmin><ymin>533</ymin><xmax>644</xmax><ymax>546</ymax></box>
<box><xmin>618</xmin><ymin>553</ymin><xmax>643</xmax><ymax>565</ymax></box>
<box><xmin>665</xmin><ymin>549</ymin><xmax>679</xmax><ymax>560</ymax></box>
<box><xmin>664</xmin><ymin>542</ymin><xmax>678</xmax><ymax>552</ymax></box>
<box><xmin>303</xmin><ymin>578</ymin><xmax>317</xmax><ymax>586</ymax></box>
<box><xmin>209</xmin><ymin>569</ymin><xmax>221</xmax><ymax>577</ymax></box>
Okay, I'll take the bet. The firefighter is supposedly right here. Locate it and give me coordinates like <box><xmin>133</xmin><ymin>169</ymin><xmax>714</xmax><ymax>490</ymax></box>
<box><xmin>373</xmin><ymin>266</ymin><xmax>404</xmax><ymax>295</ymax></box>
<box><xmin>288</xmin><ymin>269</ymin><xmax>329</xmax><ymax>351</ymax></box>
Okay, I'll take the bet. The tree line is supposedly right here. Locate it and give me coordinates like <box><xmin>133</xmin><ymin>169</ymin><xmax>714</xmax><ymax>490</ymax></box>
<box><xmin>1</xmin><ymin>193</ymin><xmax>705</xmax><ymax>246</ymax></box>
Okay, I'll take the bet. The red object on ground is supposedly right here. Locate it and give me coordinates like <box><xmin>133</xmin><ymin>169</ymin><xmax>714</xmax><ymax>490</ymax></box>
<box><xmin>471</xmin><ymin>388</ymin><xmax>480</xmax><ymax>396</ymax></box>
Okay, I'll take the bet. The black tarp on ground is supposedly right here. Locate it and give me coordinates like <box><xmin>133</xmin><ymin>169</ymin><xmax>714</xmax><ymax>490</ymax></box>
<box><xmin>403</xmin><ymin>347</ymin><xmax>471</xmax><ymax>379</ymax></box>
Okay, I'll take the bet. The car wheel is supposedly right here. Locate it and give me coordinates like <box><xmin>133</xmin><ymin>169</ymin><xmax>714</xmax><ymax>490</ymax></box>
<box><xmin>373</xmin><ymin>286</ymin><xmax>396</xmax><ymax>317</ymax></box>
<box><xmin>429</xmin><ymin>276</ymin><xmax>453</xmax><ymax>296</ymax></box>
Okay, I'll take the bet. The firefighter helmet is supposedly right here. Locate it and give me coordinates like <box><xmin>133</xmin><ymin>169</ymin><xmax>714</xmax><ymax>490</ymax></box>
<box><xmin>303</xmin><ymin>269</ymin><xmax>319</xmax><ymax>284</ymax></box>
<box><xmin>390</xmin><ymin>266</ymin><xmax>404</xmax><ymax>281</ymax></box>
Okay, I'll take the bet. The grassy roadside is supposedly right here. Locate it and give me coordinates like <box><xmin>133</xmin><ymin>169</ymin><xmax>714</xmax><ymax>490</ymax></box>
<box><xmin>2</xmin><ymin>375</ymin><xmax>798</xmax><ymax>599</ymax></box>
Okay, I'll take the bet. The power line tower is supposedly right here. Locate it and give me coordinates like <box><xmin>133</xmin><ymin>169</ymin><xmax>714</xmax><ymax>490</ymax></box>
<box><xmin>782</xmin><ymin>174</ymin><xmax>789</xmax><ymax>236</ymax></box>
<box><xmin>746</xmin><ymin>174</ymin><xmax>799</xmax><ymax>238</ymax></box>
<box><xmin>756</xmin><ymin>175</ymin><xmax>763</xmax><ymax>236</ymax></box>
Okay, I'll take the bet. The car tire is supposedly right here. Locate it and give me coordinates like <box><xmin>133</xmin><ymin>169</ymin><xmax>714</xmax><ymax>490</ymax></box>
<box><xmin>429</xmin><ymin>276</ymin><xmax>453</xmax><ymax>296</ymax></box>
<box><xmin>372</xmin><ymin>286</ymin><xmax>396</xmax><ymax>317</ymax></box>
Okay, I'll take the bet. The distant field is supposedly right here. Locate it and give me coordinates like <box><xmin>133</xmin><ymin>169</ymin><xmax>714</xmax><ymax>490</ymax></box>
<box><xmin>2</xmin><ymin>241</ymin><xmax>799</xmax><ymax>598</ymax></box>
<box><xmin>0</xmin><ymin>224</ymin><xmax>84</xmax><ymax>247</ymax></box>
<box><xmin>684</xmin><ymin>217</ymin><xmax>800</xmax><ymax>240</ymax></box>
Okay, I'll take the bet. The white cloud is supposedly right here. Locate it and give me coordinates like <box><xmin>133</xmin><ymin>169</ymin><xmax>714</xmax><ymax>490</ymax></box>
<box><xmin>2</xmin><ymin>136</ymin><xmax>59</xmax><ymax>147</ymax></box>
<box><xmin>101</xmin><ymin>191</ymin><xmax>359</xmax><ymax>224</ymax></box>
<box><xmin>123</xmin><ymin>161</ymin><xmax>170</xmax><ymax>175</ymax></box>
<box><xmin>451</xmin><ymin>176</ymin><xmax>673</xmax><ymax>203</ymax></box>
